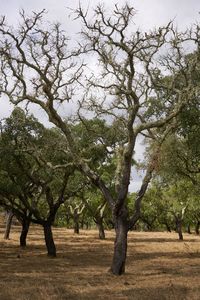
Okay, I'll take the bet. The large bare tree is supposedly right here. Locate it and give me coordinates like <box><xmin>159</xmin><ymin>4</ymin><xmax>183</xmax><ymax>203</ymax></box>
<box><xmin>0</xmin><ymin>4</ymin><xmax>199</xmax><ymax>274</ymax></box>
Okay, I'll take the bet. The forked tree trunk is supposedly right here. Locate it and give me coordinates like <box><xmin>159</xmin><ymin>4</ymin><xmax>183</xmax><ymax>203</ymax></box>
<box><xmin>110</xmin><ymin>208</ymin><xmax>128</xmax><ymax>275</ymax></box>
<box><xmin>43</xmin><ymin>223</ymin><xmax>56</xmax><ymax>257</ymax></box>
<box><xmin>20</xmin><ymin>219</ymin><xmax>30</xmax><ymax>247</ymax></box>
<box><xmin>195</xmin><ymin>221</ymin><xmax>200</xmax><ymax>235</ymax></box>
<box><xmin>96</xmin><ymin>218</ymin><xmax>105</xmax><ymax>240</ymax></box>
<box><xmin>4</xmin><ymin>211</ymin><xmax>14</xmax><ymax>240</ymax></box>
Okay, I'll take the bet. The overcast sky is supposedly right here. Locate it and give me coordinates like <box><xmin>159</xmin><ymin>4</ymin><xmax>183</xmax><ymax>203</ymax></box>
<box><xmin>1</xmin><ymin>0</ymin><xmax>199</xmax><ymax>191</ymax></box>
<box><xmin>1</xmin><ymin>0</ymin><xmax>199</xmax><ymax>118</ymax></box>
<box><xmin>1</xmin><ymin>0</ymin><xmax>199</xmax><ymax>28</ymax></box>
<box><xmin>1</xmin><ymin>0</ymin><xmax>199</xmax><ymax>115</ymax></box>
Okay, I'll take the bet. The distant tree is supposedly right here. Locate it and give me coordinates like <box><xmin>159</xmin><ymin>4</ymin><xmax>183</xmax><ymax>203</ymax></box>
<box><xmin>67</xmin><ymin>200</ymin><xmax>85</xmax><ymax>234</ymax></box>
<box><xmin>3</xmin><ymin>210</ymin><xmax>14</xmax><ymax>240</ymax></box>
<box><xmin>82</xmin><ymin>190</ymin><xmax>108</xmax><ymax>239</ymax></box>
<box><xmin>162</xmin><ymin>181</ymin><xmax>191</xmax><ymax>240</ymax></box>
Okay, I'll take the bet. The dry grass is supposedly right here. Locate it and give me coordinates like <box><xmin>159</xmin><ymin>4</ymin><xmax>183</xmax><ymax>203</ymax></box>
<box><xmin>0</xmin><ymin>219</ymin><xmax>200</xmax><ymax>300</ymax></box>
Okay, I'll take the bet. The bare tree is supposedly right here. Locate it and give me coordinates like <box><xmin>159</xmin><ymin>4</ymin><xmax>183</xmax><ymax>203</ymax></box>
<box><xmin>0</xmin><ymin>5</ymin><xmax>199</xmax><ymax>274</ymax></box>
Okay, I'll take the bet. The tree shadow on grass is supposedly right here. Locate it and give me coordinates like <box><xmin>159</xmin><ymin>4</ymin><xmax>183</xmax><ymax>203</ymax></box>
<box><xmin>129</xmin><ymin>237</ymin><xmax>199</xmax><ymax>243</ymax></box>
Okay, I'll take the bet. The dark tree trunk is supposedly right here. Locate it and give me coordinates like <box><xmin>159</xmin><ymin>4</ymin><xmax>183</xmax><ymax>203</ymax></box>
<box><xmin>20</xmin><ymin>219</ymin><xmax>30</xmax><ymax>247</ymax></box>
<box><xmin>195</xmin><ymin>221</ymin><xmax>200</xmax><ymax>235</ymax></box>
<box><xmin>43</xmin><ymin>223</ymin><xmax>56</xmax><ymax>257</ymax></box>
<box><xmin>110</xmin><ymin>208</ymin><xmax>128</xmax><ymax>275</ymax></box>
<box><xmin>4</xmin><ymin>211</ymin><xmax>14</xmax><ymax>240</ymax></box>
<box><xmin>73</xmin><ymin>212</ymin><xmax>79</xmax><ymax>234</ymax></box>
<box><xmin>66</xmin><ymin>212</ymin><xmax>71</xmax><ymax>227</ymax></box>
<box><xmin>176</xmin><ymin>219</ymin><xmax>183</xmax><ymax>241</ymax></box>
<box><xmin>80</xmin><ymin>214</ymin><xmax>85</xmax><ymax>229</ymax></box>
<box><xmin>187</xmin><ymin>224</ymin><xmax>191</xmax><ymax>234</ymax></box>
<box><xmin>96</xmin><ymin>218</ymin><xmax>105</xmax><ymax>239</ymax></box>
<box><xmin>164</xmin><ymin>222</ymin><xmax>171</xmax><ymax>232</ymax></box>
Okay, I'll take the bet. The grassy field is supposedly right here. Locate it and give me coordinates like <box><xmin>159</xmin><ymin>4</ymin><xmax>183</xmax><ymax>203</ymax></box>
<box><xmin>0</xmin><ymin>220</ymin><xmax>200</xmax><ymax>300</ymax></box>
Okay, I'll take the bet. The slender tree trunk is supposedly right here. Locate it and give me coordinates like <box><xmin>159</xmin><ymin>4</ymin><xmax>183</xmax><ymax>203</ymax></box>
<box><xmin>96</xmin><ymin>218</ymin><xmax>105</xmax><ymax>239</ymax></box>
<box><xmin>195</xmin><ymin>221</ymin><xmax>200</xmax><ymax>235</ymax></box>
<box><xmin>176</xmin><ymin>219</ymin><xmax>183</xmax><ymax>241</ymax></box>
<box><xmin>73</xmin><ymin>213</ymin><xmax>79</xmax><ymax>234</ymax></box>
<box><xmin>20</xmin><ymin>219</ymin><xmax>30</xmax><ymax>247</ymax></box>
<box><xmin>110</xmin><ymin>208</ymin><xmax>128</xmax><ymax>275</ymax></box>
<box><xmin>43</xmin><ymin>223</ymin><xmax>56</xmax><ymax>257</ymax></box>
<box><xmin>4</xmin><ymin>211</ymin><xmax>14</xmax><ymax>240</ymax></box>
<box><xmin>80</xmin><ymin>214</ymin><xmax>85</xmax><ymax>229</ymax></box>
<box><xmin>66</xmin><ymin>213</ymin><xmax>71</xmax><ymax>227</ymax></box>
<box><xmin>187</xmin><ymin>224</ymin><xmax>191</xmax><ymax>234</ymax></box>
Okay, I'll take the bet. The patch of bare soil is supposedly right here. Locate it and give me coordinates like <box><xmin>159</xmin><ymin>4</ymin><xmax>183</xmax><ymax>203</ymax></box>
<box><xmin>0</xmin><ymin>219</ymin><xmax>200</xmax><ymax>300</ymax></box>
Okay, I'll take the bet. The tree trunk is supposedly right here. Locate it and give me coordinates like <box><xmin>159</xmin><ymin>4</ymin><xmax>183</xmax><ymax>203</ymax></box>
<box><xmin>66</xmin><ymin>212</ymin><xmax>71</xmax><ymax>227</ymax></box>
<box><xmin>73</xmin><ymin>213</ymin><xmax>79</xmax><ymax>234</ymax></box>
<box><xmin>176</xmin><ymin>219</ymin><xmax>183</xmax><ymax>241</ymax></box>
<box><xmin>43</xmin><ymin>223</ymin><xmax>56</xmax><ymax>257</ymax></box>
<box><xmin>110</xmin><ymin>208</ymin><xmax>128</xmax><ymax>275</ymax></box>
<box><xmin>187</xmin><ymin>224</ymin><xmax>191</xmax><ymax>234</ymax></box>
<box><xmin>20</xmin><ymin>219</ymin><xmax>30</xmax><ymax>247</ymax></box>
<box><xmin>96</xmin><ymin>218</ymin><xmax>105</xmax><ymax>239</ymax></box>
<box><xmin>4</xmin><ymin>211</ymin><xmax>14</xmax><ymax>240</ymax></box>
<box><xmin>195</xmin><ymin>221</ymin><xmax>200</xmax><ymax>235</ymax></box>
<box><xmin>80</xmin><ymin>214</ymin><xmax>85</xmax><ymax>229</ymax></box>
<box><xmin>164</xmin><ymin>222</ymin><xmax>171</xmax><ymax>232</ymax></box>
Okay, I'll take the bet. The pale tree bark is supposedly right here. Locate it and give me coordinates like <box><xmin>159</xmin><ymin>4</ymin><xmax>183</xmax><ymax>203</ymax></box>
<box><xmin>84</xmin><ymin>198</ymin><xmax>107</xmax><ymax>239</ymax></box>
<box><xmin>175</xmin><ymin>217</ymin><xmax>183</xmax><ymax>241</ymax></box>
<box><xmin>4</xmin><ymin>211</ymin><xmax>14</xmax><ymax>240</ymax></box>
<box><xmin>96</xmin><ymin>220</ymin><xmax>105</xmax><ymax>240</ymax></box>
<box><xmin>173</xmin><ymin>206</ymin><xmax>188</xmax><ymax>241</ymax></box>
<box><xmin>68</xmin><ymin>204</ymin><xmax>85</xmax><ymax>234</ymax></box>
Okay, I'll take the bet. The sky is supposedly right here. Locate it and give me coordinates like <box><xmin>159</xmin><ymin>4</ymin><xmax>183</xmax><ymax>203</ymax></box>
<box><xmin>0</xmin><ymin>0</ymin><xmax>200</xmax><ymax>191</ymax></box>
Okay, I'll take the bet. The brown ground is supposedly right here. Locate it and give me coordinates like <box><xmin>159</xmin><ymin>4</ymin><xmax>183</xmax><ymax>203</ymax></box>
<box><xmin>0</xmin><ymin>220</ymin><xmax>200</xmax><ymax>300</ymax></box>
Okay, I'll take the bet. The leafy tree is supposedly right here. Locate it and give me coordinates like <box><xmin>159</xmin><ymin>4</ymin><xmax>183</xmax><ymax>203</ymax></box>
<box><xmin>81</xmin><ymin>190</ymin><xmax>108</xmax><ymax>239</ymax></box>
<box><xmin>67</xmin><ymin>199</ymin><xmax>85</xmax><ymax>234</ymax></box>
<box><xmin>0</xmin><ymin>108</ymin><xmax>77</xmax><ymax>255</ymax></box>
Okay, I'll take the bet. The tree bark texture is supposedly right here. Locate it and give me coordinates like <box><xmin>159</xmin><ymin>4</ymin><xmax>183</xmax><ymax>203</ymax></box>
<box><xmin>176</xmin><ymin>219</ymin><xmax>183</xmax><ymax>241</ymax></box>
<box><xmin>96</xmin><ymin>219</ymin><xmax>105</xmax><ymax>239</ymax></box>
<box><xmin>43</xmin><ymin>223</ymin><xmax>56</xmax><ymax>257</ymax></box>
<box><xmin>110</xmin><ymin>208</ymin><xmax>128</xmax><ymax>275</ymax></box>
<box><xmin>20</xmin><ymin>219</ymin><xmax>30</xmax><ymax>247</ymax></box>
